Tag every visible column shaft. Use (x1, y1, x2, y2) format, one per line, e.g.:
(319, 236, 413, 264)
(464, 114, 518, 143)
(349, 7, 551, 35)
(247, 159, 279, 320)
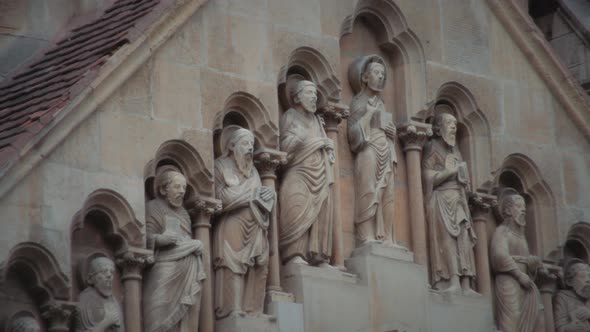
(194, 213, 214, 332)
(405, 148, 427, 265)
(473, 218, 491, 296)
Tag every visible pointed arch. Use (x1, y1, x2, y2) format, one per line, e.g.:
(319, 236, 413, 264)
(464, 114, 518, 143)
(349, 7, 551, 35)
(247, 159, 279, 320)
(428, 82, 493, 188)
(213, 92, 279, 150)
(277, 46, 342, 111)
(564, 222, 590, 263)
(72, 189, 144, 250)
(147, 139, 214, 198)
(340, 0, 427, 117)
(1, 242, 70, 304)
(494, 153, 558, 256)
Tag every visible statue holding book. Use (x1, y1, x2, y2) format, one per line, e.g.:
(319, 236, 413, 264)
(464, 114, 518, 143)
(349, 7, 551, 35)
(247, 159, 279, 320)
(213, 126, 275, 318)
(143, 170, 206, 332)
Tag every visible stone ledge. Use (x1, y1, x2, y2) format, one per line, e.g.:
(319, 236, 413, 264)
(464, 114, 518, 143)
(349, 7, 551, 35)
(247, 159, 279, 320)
(215, 313, 278, 332)
(350, 242, 414, 262)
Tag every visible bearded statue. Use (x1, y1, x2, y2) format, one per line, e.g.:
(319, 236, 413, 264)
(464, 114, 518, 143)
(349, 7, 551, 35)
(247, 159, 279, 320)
(554, 259, 590, 332)
(422, 112, 477, 294)
(75, 256, 123, 332)
(213, 126, 274, 318)
(143, 170, 206, 332)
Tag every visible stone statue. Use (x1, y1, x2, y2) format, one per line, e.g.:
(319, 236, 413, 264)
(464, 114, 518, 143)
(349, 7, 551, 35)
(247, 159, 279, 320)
(75, 256, 122, 332)
(279, 79, 335, 267)
(490, 189, 545, 332)
(347, 55, 397, 246)
(143, 170, 206, 332)
(213, 126, 274, 318)
(422, 112, 477, 294)
(554, 259, 590, 332)
(7, 313, 40, 332)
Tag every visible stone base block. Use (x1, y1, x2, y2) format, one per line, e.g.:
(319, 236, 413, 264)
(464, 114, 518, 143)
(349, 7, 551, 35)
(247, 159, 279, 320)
(345, 243, 429, 332)
(215, 313, 279, 332)
(428, 291, 495, 332)
(264, 290, 303, 332)
(281, 263, 368, 332)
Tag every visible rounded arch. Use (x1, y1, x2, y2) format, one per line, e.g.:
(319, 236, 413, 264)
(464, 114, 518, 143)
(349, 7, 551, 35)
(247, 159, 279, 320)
(340, 0, 427, 117)
(277, 46, 342, 111)
(72, 189, 144, 250)
(1, 242, 70, 304)
(426, 82, 493, 188)
(564, 222, 590, 263)
(213, 92, 279, 150)
(494, 153, 558, 257)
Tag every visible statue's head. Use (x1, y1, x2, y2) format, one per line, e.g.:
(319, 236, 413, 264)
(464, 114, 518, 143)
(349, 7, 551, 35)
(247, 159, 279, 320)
(565, 260, 590, 299)
(222, 126, 255, 177)
(292, 80, 317, 113)
(7, 313, 40, 332)
(155, 170, 187, 209)
(86, 256, 115, 298)
(432, 112, 458, 147)
(500, 193, 526, 227)
(361, 61, 386, 92)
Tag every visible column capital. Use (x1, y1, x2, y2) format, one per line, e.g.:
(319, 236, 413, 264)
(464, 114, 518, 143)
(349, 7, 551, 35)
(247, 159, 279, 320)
(398, 121, 432, 152)
(254, 148, 288, 176)
(468, 191, 498, 220)
(116, 247, 154, 281)
(187, 195, 222, 230)
(320, 101, 350, 130)
(41, 301, 76, 332)
(537, 263, 561, 294)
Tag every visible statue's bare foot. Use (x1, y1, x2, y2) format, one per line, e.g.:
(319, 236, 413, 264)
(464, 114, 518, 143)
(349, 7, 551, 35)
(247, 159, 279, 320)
(440, 284, 461, 294)
(317, 262, 338, 270)
(462, 288, 481, 297)
(287, 256, 308, 266)
(361, 238, 382, 246)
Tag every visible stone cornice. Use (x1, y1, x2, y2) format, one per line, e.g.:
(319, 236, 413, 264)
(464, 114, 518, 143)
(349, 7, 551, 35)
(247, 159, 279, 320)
(0, 0, 210, 200)
(486, 0, 590, 141)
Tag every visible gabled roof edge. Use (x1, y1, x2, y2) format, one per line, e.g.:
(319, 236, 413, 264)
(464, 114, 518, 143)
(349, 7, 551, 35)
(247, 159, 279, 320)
(0, 0, 209, 200)
(486, 0, 590, 141)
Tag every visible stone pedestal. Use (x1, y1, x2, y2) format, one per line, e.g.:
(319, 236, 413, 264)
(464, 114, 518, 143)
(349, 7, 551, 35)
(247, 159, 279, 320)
(215, 313, 279, 332)
(428, 291, 495, 332)
(265, 291, 304, 332)
(345, 243, 429, 332)
(281, 263, 367, 332)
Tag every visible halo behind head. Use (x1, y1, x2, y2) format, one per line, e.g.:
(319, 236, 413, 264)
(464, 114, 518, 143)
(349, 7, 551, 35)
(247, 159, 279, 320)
(348, 54, 387, 95)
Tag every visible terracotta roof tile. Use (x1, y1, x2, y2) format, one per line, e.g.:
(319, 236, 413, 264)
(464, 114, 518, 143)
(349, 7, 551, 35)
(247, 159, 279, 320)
(0, 0, 168, 172)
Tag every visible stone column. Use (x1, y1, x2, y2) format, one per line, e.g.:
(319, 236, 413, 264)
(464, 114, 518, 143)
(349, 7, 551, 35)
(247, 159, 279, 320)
(254, 148, 287, 292)
(468, 191, 497, 297)
(398, 121, 432, 266)
(189, 196, 222, 332)
(538, 266, 560, 332)
(321, 101, 349, 269)
(116, 247, 153, 332)
(41, 301, 76, 332)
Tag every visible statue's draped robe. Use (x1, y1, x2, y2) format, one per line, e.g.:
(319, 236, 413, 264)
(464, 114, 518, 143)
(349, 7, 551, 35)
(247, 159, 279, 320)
(143, 199, 206, 332)
(553, 289, 590, 332)
(279, 108, 334, 264)
(490, 224, 543, 332)
(213, 157, 270, 317)
(348, 94, 396, 242)
(76, 287, 123, 332)
(422, 139, 476, 284)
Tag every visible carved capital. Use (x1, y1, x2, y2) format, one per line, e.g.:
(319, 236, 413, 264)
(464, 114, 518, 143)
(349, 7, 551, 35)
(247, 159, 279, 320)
(398, 121, 432, 152)
(468, 191, 498, 221)
(187, 196, 222, 229)
(116, 247, 154, 281)
(254, 148, 288, 176)
(320, 101, 350, 131)
(41, 301, 76, 332)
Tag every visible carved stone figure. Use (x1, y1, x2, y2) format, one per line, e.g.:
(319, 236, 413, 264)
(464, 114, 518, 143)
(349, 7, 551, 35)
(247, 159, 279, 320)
(490, 190, 545, 332)
(279, 79, 335, 267)
(347, 55, 397, 246)
(422, 112, 477, 294)
(7, 313, 40, 332)
(75, 256, 123, 332)
(554, 259, 590, 332)
(143, 170, 206, 332)
(213, 126, 274, 318)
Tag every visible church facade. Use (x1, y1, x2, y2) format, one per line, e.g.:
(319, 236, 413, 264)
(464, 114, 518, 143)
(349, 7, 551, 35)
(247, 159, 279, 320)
(1, 0, 589, 331)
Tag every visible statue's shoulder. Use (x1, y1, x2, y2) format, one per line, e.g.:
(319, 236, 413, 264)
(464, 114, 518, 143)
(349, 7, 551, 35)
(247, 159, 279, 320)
(146, 199, 165, 216)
